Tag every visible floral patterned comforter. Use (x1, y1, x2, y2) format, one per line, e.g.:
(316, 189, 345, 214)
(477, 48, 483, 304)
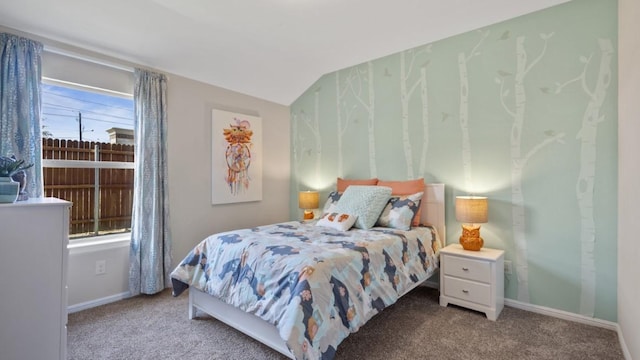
(170, 221, 440, 360)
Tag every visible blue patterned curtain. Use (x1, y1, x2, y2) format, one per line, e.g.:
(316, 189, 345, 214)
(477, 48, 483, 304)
(0, 33, 43, 197)
(129, 68, 172, 295)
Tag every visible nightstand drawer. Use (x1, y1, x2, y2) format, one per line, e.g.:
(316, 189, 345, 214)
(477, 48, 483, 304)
(443, 255, 491, 283)
(443, 276, 491, 306)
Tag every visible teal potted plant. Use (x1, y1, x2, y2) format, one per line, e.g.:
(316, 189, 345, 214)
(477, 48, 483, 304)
(0, 157, 33, 203)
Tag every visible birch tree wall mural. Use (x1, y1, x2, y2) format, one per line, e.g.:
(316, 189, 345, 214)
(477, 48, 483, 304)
(335, 70, 356, 177)
(496, 32, 566, 303)
(399, 45, 432, 180)
(291, 112, 302, 193)
(458, 30, 489, 191)
(417, 56, 430, 178)
(290, 0, 616, 321)
(297, 90, 322, 186)
(554, 38, 614, 317)
(338, 62, 377, 177)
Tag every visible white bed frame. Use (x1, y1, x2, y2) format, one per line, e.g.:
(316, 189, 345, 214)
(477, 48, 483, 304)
(188, 183, 446, 358)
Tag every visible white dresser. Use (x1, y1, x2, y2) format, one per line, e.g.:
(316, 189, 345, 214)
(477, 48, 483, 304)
(0, 198, 72, 360)
(439, 243, 504, 321)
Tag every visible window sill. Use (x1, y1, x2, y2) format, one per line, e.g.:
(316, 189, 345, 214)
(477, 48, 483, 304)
(68, 233, 130, 254)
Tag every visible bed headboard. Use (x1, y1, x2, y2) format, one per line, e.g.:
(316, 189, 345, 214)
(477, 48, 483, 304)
(421, 183, 446, 248)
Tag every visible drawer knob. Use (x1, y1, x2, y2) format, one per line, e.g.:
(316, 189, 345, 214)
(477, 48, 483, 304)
(462, 289, 469, 293)
(462, 267, 469, 271)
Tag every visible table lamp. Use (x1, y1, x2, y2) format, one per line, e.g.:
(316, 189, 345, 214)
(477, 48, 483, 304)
(455, 196, 488, 251)
(298, 190, 319, 220)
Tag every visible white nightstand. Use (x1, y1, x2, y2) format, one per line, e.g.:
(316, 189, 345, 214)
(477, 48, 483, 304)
(439, 244, 504, 321)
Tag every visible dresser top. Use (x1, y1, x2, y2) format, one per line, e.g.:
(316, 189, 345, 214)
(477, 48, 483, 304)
(440, 243, 504, 261)
(0, 197, 71, 208)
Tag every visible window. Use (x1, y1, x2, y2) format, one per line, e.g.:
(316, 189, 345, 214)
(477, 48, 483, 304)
(41, 83, 135, 239)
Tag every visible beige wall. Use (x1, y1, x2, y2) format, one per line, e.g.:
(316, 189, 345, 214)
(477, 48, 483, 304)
(67, 73, 291, 308)
(167, 75, 291, 264)
(0, 25, 291, 307)
(68, 241, 130, 310)
(66, 73, 291, 306)
(618, 0, 640, 358)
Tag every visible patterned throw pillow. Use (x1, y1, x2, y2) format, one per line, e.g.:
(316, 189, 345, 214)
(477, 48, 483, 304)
(316, 212, 357, 231)
(376, 192, 424, 230)
(377, 178, 426, 227)
(335, 185, 392, 230)
(322, 191, 342, 215)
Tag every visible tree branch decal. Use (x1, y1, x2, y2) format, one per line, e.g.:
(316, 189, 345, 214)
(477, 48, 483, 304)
(459, 30, 489, 190)
(497, 33, 564, 303)
(338, 62, 377, 177)
(555, 38, 613, 317)
(400, 45, 432, 179)
(299, 90, 322, 184)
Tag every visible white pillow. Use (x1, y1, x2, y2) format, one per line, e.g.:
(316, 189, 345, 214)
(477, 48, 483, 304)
(316, 212, 357, 231)
(334, 185, 392, 229)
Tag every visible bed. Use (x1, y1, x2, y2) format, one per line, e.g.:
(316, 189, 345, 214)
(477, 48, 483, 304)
(171, 183, 446, 359)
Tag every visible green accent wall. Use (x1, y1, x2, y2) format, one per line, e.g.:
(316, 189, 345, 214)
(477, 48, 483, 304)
(290, 0, 617, 321)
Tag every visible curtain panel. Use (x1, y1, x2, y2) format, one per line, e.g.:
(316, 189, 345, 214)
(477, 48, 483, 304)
(129, 68, 172, 295)
(0, 33, 43, 197)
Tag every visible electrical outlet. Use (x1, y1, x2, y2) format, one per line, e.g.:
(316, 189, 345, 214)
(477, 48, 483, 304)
(504, 260, 513, 275)
(95, 260, 106, 275)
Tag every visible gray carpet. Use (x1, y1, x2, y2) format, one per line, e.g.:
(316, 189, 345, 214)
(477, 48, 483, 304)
(68, 287, 624, 360)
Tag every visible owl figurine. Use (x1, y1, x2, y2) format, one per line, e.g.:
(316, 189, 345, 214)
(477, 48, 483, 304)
(459, 224, 483, 251)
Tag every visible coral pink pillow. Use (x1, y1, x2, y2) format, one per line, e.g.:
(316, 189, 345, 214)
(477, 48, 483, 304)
(377, 178, 425, 226)
(336, 177, 378, 193)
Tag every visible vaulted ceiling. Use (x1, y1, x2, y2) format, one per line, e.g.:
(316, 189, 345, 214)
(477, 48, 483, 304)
(0, 0, 569, 105)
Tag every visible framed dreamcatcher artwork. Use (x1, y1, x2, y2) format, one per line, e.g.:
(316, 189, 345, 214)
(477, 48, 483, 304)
(211, 108, 262, 204)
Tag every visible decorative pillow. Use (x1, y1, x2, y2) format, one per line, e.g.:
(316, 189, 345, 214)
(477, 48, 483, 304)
(377, 178, 425, 226)
(316, 212, 357, 231)
(337, 177, 378, 193)
(376, 192, 424, 230)
(334, 185, 392, 230)
(322, 191, 342, 214)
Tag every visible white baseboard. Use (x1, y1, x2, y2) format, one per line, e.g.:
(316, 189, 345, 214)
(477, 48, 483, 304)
(616, 324, 633, 360)
(68, 291, 131, 313)
(504, 298, 617, 331)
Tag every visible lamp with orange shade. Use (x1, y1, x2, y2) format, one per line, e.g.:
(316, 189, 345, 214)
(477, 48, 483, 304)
(298, 191, 319, 220)
(455, 196, 488, 251)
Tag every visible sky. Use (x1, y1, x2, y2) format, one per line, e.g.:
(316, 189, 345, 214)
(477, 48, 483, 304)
(41, 83, 134, 143)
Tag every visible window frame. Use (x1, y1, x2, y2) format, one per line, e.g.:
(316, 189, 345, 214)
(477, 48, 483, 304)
(40, 49, 135, 242)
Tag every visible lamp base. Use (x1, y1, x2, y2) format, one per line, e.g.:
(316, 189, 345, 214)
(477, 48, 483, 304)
(459, 224, 484, 251)
(303, 210, 315, 220)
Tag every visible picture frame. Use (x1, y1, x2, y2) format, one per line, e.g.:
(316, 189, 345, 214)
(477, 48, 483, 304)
(211, 108, 262, 204)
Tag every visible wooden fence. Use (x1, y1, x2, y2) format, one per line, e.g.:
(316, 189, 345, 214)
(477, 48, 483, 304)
(42, 138, 134, 237)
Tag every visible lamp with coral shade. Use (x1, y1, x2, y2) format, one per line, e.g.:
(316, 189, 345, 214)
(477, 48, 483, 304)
(455, 196, 488, 251)
(298, 191, 319, 220)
